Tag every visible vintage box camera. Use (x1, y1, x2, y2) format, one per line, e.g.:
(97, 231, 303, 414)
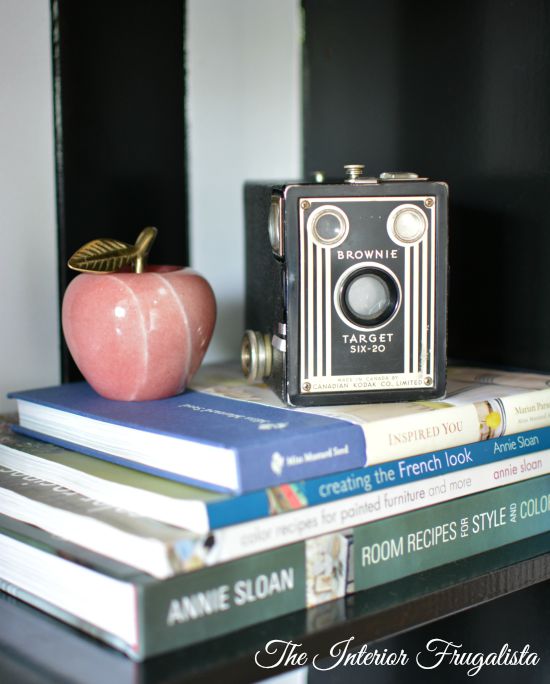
(242, 165, 448, 406)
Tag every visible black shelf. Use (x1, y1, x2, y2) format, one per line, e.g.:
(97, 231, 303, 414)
(1, 532, 550, 684)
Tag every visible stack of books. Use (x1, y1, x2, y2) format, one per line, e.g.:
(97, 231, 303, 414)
(2, 363, 550, 660)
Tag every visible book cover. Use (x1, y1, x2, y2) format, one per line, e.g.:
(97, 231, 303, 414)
(1, 434, 549, 576)
(0, 463, 202, 579)
(1, 473, 550, 660)
(195, 363, 550, 464)
(9, 381, 366, 494)
(9, 364, 550, 493)
(2, 418, 550, 534)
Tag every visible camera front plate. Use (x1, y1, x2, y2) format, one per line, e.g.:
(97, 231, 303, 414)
(283, 183, 447, 405)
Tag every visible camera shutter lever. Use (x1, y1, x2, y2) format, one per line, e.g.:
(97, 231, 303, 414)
(379, 172, 427, 181)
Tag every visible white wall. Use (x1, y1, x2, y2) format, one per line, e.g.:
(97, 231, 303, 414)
(187, 0, 302, 362)
(0, 0, 60, 413)
(0, 0, 301, 413)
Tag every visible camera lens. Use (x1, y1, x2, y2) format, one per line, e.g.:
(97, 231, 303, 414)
(346, 275, 389, 319)
(340, 268, 399, 327)
(308, 205, 349, 247)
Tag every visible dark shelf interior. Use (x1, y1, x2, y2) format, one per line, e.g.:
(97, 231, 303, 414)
(1, 532, 550, 683)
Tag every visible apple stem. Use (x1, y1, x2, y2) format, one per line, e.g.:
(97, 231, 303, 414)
(134, 227, 158, 273)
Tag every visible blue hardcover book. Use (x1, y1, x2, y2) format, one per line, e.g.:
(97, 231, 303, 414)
(9, 382, 366, 493)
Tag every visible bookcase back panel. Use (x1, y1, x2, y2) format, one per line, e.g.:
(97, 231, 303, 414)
(303, 0, 550, 371)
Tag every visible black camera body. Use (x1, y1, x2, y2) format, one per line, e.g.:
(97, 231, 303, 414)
(243, 166, 448, 407)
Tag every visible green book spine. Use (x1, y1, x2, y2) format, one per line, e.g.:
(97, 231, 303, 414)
(353, 473, 550, 591)
(137, 543, 306, 658)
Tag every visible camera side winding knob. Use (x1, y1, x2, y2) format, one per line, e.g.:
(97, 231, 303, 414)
(241, 330, 272, 382)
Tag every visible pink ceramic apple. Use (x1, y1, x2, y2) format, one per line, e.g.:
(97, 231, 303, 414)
(62, 266, 216, 401)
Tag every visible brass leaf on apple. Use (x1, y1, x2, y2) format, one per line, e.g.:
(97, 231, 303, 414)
(68, 226, 158, 274)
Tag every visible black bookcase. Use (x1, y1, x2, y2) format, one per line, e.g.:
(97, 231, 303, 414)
(24, 0, 550, 681)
